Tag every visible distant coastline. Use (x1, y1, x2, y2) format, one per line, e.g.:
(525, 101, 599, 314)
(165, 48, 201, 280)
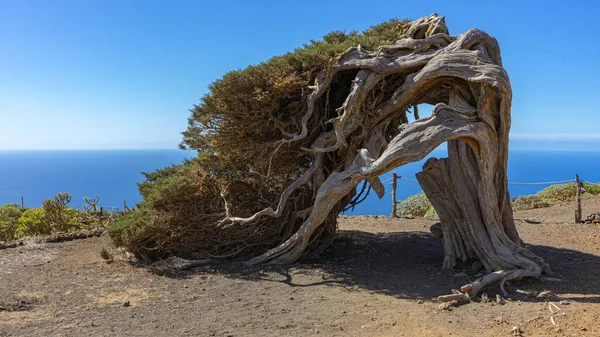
(0, 149, 598, 215)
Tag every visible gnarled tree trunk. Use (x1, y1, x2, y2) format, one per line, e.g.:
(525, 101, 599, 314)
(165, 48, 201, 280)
(214, 14, 551, 296)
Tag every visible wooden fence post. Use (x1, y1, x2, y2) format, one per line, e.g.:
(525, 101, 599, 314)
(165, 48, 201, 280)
(21, 196, 24, 210)
(391, 172, 398, 217)
(575, 174, 582, 223)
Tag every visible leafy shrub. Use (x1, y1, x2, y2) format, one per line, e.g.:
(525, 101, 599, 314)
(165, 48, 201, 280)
(396, 192, 436, 217)
(0, 204, 24, 241)
(425, 206, 438, 217)
(536, 182, 600, 204)
(537, 182, 577, 204)
(511, 195, 551, 211)
(17, 208, 49, 236)
(583, 182, 600, 195)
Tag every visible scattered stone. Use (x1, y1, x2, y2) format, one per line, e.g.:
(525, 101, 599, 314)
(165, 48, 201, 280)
(559, 300, 570, 305)
(583, 212, 600, 224)
(480, 293, 489, 303)
(438, 300, 457, 310)
(417, 300, 424, 304)
(511, 326, 523, 336)
(430, 222, 443, 238)
(123, 300, 131, 307)
(453, 272, 468, 278)
(496, 294, 506, 305)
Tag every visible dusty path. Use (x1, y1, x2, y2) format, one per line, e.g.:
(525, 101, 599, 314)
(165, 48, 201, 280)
(2, 196, 600, 336)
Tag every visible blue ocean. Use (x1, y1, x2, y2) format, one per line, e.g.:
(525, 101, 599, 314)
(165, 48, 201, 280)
(0, 149, 598, 215)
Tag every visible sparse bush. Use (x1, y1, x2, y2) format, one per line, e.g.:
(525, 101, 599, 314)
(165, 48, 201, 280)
(511, 195, 552, 211)
(100, 247, 112, 261)
(83, 196, 100, 214)
(42, 192, 82, 232)
(396, 192, 436, 217)
(0, 204, 24, 241)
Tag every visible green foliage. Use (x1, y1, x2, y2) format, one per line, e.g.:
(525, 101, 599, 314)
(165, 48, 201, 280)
(396, 192, 436, 217)
(17, 206, 83, 237)
(425, 206, 438, 217)
(511, 195, 551, 211)
(511, 181, 600, 210)
(0, 204, 24, 241)
(1, 192, 121, 241)
(41, 192, 81, 232)
(583, 182, 600, 195)
(537, 183, 578, 204)
(17, 208, 49, 236)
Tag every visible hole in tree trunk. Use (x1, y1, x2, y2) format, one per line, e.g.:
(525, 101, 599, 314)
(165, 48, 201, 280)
(406, 103, 435, 123)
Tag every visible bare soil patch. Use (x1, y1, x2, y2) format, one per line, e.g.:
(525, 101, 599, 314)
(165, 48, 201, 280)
(2, 196, 600, 336)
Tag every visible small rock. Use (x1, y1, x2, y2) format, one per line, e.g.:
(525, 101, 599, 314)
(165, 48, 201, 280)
(123, 300, 130, 307)
(453, 272, 468, 278)
(496, 294, 506, 305)
(417, 300, 424, 304)
(480, 293, 489, 303)
(559, 300, 570, 305)
(438, 300, 457, 310)
(511, 326, 523, 336)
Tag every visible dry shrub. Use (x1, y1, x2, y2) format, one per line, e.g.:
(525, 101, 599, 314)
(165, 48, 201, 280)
(511, 195, 551, 211)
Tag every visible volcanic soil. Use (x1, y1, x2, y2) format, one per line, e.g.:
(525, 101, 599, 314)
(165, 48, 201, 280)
(2, 196, 600, 336)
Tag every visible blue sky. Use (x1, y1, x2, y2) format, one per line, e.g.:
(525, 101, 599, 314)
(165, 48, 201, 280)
(1, 0, 599, 150)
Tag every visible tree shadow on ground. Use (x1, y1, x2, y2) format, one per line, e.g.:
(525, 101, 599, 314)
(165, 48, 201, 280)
(208, 229, 600, 303)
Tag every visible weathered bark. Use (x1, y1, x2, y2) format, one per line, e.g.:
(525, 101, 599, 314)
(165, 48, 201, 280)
(216, 14, 550, 295)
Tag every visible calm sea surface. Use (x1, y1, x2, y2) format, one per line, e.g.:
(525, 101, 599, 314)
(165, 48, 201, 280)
(0, 149, 598, 215)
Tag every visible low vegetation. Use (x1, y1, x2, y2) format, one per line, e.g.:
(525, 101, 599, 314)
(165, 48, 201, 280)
(396, 181, 600, 216)
(0, 192, 117, 242)
(395, 192, 436, 217)
(513, 181, 600, 210)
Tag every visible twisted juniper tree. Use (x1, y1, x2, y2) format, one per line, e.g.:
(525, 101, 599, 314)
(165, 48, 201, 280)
(111, 14, 551, 296)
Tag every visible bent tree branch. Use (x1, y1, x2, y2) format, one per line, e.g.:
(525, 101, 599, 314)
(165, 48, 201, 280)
(228, 14, 550, 296)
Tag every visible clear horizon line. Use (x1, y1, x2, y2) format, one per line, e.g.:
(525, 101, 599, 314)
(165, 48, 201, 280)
(510, 132, 600, 141)
(0, 148, 193, 151)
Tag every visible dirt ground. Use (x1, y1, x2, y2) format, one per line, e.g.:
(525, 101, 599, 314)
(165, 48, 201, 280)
(2, 196, 600, 336)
